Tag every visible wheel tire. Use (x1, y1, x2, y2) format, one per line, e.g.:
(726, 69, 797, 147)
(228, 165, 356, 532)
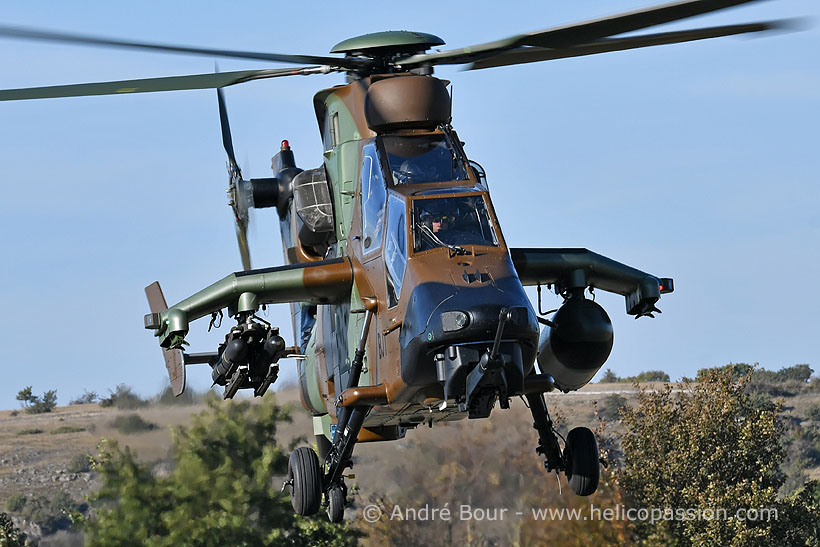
(316, 434, 332, 462)
(564, 426, 599, 496)
(288, 447, 322, 516)
(327, 484, 346, 523)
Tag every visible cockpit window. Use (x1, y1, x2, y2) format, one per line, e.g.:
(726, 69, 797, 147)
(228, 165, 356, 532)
(360, 142, 386, 255)
(382, 133, 469, 185)
(384, 193, 407, 308)
(413, 195, 499, 252)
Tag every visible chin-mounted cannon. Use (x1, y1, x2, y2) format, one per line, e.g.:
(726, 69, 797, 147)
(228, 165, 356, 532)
(210, 314, 287, 399)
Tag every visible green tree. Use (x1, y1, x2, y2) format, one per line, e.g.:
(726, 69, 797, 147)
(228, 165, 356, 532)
(628, 370, 670, 383)
(15, 386, 57, 414)
(98, 384, 148, 409)
(695, 363, 754, 382)
(81, 396, 357, 547)
(70, 389, 99, 405)
(600, 369, 620, 383)
(619, 369, 820, 545)
(612, 370, 671, 383)
(774, 364, 813, 383)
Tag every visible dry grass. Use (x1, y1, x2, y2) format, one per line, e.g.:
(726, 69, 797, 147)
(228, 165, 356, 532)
(1, 382, 817, 508)
(0, 388, 312, 504)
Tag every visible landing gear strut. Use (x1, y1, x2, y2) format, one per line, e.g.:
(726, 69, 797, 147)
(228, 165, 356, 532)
(526, 392, 599, 496)
(309, 308, 375, 522)
(322, 405, 368, 522)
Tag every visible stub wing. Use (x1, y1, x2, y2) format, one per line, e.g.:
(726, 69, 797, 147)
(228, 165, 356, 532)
(144, 258, 353, 394)
(509, 248, 673, 317)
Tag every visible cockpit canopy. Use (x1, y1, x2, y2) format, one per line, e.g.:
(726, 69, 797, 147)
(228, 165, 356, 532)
(413, 194, 498, 253)
(383, 133, 470, 185)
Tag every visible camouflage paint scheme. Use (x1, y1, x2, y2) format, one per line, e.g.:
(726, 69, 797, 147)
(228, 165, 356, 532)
(0, 1, 784, 516)
(148, 69, 670, 445)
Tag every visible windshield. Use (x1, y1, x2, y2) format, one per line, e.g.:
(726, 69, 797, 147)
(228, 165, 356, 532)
(382, 134, 469, 185)
(412, 195, 498, 252)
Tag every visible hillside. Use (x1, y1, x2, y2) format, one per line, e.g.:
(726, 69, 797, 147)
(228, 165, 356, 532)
(2, 381, 818, 544)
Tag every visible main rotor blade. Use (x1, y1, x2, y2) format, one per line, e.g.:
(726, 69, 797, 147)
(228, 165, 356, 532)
(397, 0, 769, 67)
(468, 20, 788, 71)
(0, 66, 329, 101)
(0, 24, 368, 70)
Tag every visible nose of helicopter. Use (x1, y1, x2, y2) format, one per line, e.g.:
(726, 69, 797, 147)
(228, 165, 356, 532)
(398, 276, 539, 390)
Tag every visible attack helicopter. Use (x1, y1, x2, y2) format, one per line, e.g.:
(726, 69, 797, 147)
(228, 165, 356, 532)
(0, 0, 792, 523)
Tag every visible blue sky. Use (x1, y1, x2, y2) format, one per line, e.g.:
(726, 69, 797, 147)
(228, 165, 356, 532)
(1, 0, 818, 409)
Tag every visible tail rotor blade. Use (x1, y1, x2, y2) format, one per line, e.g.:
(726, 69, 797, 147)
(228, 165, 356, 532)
(144, 281, 186, 396)
(235, 219, 252, 271)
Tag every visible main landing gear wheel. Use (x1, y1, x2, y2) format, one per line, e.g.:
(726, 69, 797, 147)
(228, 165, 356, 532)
(327, 484, 346, 523)
(564, 426, 599, 496)
(288, 447, 322, 516)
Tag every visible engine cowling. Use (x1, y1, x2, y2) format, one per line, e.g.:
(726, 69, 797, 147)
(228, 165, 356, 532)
(537, 298, 613, 392)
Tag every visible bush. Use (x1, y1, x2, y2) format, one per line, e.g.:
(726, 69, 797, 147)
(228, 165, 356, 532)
(67, 453, 93, 474)
(5, 492, 84, 536)
(99, 384, 148, 410)
(0, 512, 28, 546)
(696, 364, 816, 397)
(51, 425, 87, 435)
(6, 494, 26, 513)
(619, 368, 820, 544)
(81, 398, 359, 546)
(597, 393, 628, 422)
(109, 414, 157, 434)
(16, 386, 57, 414)
(70, 390, 99, 405)
(153, 385, 215, 406)
(16, 428, 43, 436)
(806, 403, 820, 422)
(791, 425, 820, 467)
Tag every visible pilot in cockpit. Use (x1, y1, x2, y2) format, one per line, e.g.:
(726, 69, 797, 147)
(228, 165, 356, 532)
(414, 195, 498, 252)
(418, 203, 463, 251)
(422, 210, 455, 234)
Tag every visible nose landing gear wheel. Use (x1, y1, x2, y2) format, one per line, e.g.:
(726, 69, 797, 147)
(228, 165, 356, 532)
(327, 484, 346, 523)
(564, 426, 599, 496)
(288, 447, 322, 516)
